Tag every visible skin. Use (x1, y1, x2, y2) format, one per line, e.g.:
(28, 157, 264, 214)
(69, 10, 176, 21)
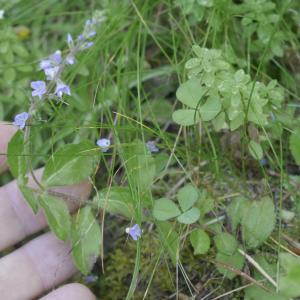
(0, 123, 96, 300)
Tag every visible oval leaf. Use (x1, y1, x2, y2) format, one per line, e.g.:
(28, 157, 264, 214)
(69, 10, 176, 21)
(42, 142, 98, 187)
(177, 184, 199, 212)
(176, 78, 206, 108)
(71, 206, 101, 275)
(215, 251, 245, 279)
(172, 109, 200, 126)
(248, 140, 263, 160)
(199, 96, 222, 121)
(153, 198, 181, 221)
(241, 197, 275, 248)
(190, 229, 210, 255)
(39, 193, 71, 241)
(177, 207, 200, 224)
(290, 129, 300, 165)
(214, 232, 238, 255)
(7, 131, 26, 178)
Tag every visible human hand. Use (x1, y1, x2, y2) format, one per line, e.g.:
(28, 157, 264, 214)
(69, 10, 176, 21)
(0, 123, 96, 300)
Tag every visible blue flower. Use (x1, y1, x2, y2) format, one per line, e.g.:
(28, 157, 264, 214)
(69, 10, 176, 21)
(44, 66, 59, 80)
(146, 140, 159, 153)
(125, 224, 142, 241)
(83, 42, 94, 49)
(66, 54, 75, 65)
(96, 138, 110, 152)
(67, 33, 73, 45)
(31, 81, 46, 99)
(77, 34, 84, 41)
(13, 112, 29, 130)
(40, 50, 62, 71)
(84, 274, 98, 284)
(55, 82, 71, 97)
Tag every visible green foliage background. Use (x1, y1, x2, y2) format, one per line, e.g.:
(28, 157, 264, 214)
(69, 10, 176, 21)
(1, 0, 300, 299)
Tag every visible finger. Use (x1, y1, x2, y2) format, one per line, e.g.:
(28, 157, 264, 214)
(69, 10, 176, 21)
(0, 168, 91, 251)
(0, 123, 17, 173)
(0, 232, 78, 300)
(40, 283, 96, 300)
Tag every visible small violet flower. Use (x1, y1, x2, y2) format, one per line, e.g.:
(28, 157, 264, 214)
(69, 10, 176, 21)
(13, 112, 30, 130)
(31, 81, 46, 99)
(40, 50, 62, 71)
(77, 34, 84, 41)
(259, 157, 268, 167)
(67, 33, 73, 45)
(125, 224, 142, 241)
(84, 274, 98, 284)
(55, 82, 71, 98)
(44, 66, 59, 80)
(146, 140, 159, 153)
(84, 42, 94, 49)
(66, 54, 75, 65)
(96, 138, 110, 152)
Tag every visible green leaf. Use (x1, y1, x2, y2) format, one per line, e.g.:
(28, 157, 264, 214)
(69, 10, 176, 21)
(172, 109, 200, 126)
(227, 197, 249, 232)
(42, 142, 98, 187)
(215, 251, 245, 279)
(7, 131, 26, 178)
(279, 253, 300, 298)
(199, 96, 222, 121)
(153, 198, 181, 221)
(214, 232, 238, 255)
(249, 140, 263, 160)
(71, 206, 101, 275)
(96, 187, 134, 219)
(156, 221, 179, 265)
(245, 285, 287, 300)
(39, 193, 71, 241)
(4, 68, 16, 82)
(176, 78, 206, 108)
(177, 207, 200, 224)
(122, 140, 155, 191)
(19, 185, 38, 213)
(290, 129, 300, 165)
(197, 189, 214, 216)
(177, 184, 199, 212)
(241, 197, 275, 248)
(190, 229, 210, 255)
